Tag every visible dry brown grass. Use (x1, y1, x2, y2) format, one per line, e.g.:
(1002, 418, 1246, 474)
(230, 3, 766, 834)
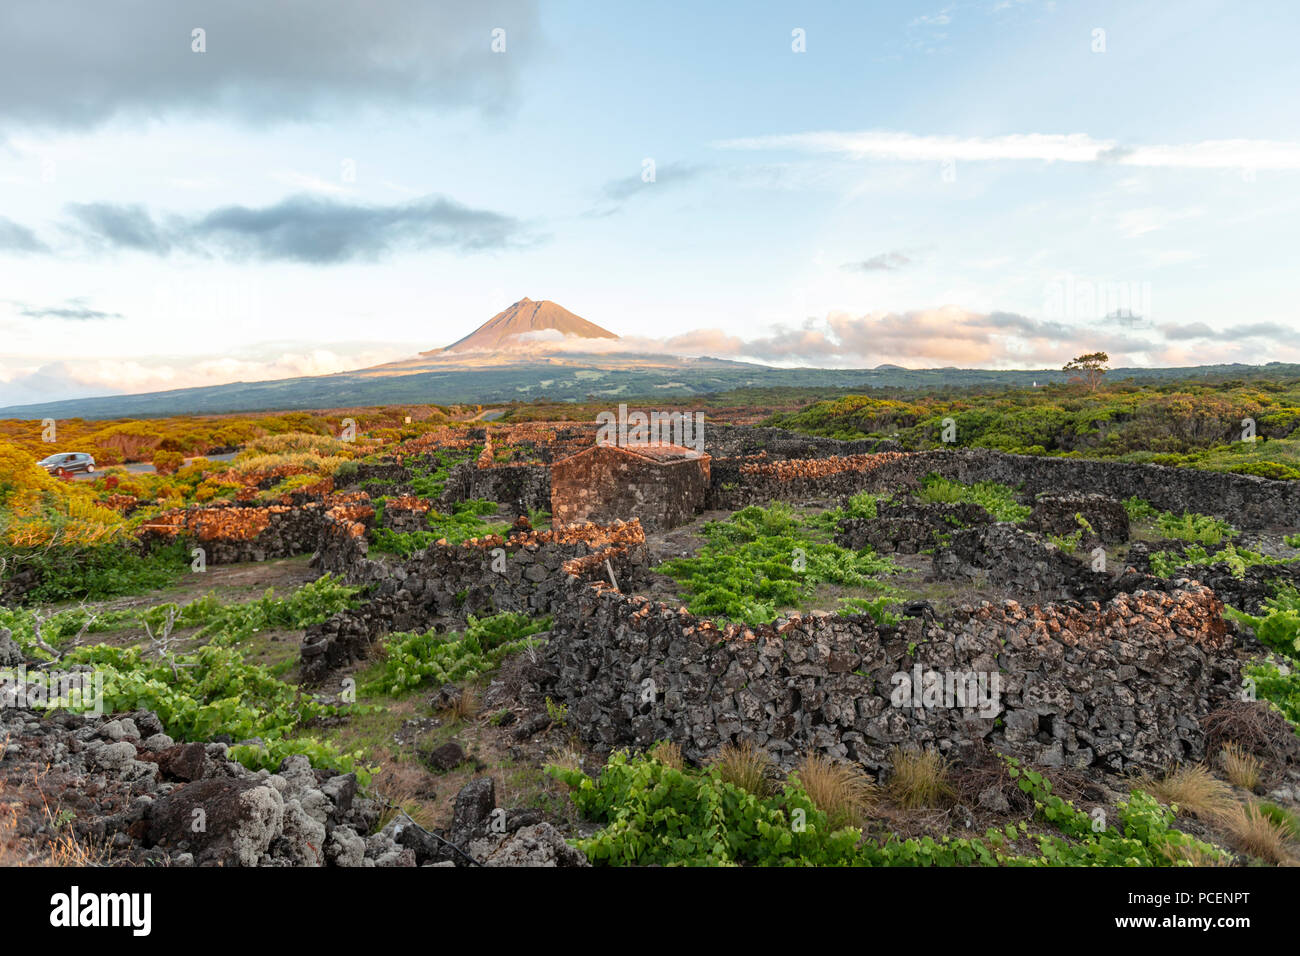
(1215, 801, 1297, 866)
(712, 741, 773, 796)
(0, 778, 20, 867)
(1136, 763, 1236, 818)
(41, 817, 112, 866)
(371, 761, 439, 831)
(545, 742, 584, 775)
(648, 740, 684, 770)
(1219, 743, 1261, 792)
(794, 753, 877, 829)
(30, 768, 112, 866)
(887, 747, 953, 809)
(443, 685, 481, 722)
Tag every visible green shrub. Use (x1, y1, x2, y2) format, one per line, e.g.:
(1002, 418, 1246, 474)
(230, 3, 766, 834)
(844, 491, 881, 520)
(655, 503, 897, 626)
(46, 642, 370, 780)
(3, 539, 190, 605)
(1154, 510, 1237, 544)
(550, 750, 864, 866)
(1228, 461, 1300, 481)
(1245, 662, 1300, 730)
(1152, 544, 1299, 581)
(1123, 496, 1159, 522)
(548, 751, 1226, 867)
(837, 596, 899, 626)
(0, 573, 360, 657)
(1227, 587, 1300, 661)
(370, 499, 508, 555)
(761, 381, 1300, 482)
(364, 448, 478, 500)
(146, 573, 361, 645)
(917, 475, 1030, 523)
(359, 612, 549, 696)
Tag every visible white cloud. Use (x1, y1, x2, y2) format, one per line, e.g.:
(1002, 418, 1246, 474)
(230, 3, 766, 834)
(715, 130, 1300, 171)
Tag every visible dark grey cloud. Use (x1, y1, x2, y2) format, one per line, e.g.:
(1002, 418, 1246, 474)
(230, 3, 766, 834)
(189, 195, 527, 262)
(59, 194, 531, 263)
(983, 310, 1081, 342)
(0, 215, 49, 253)
(843, 251, 911, 273)
(66, 203, 173, 254)
(0, 0, 539, 128)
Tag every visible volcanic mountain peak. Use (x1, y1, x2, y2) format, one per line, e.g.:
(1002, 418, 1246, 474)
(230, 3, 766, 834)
(435, 298, 619, 353)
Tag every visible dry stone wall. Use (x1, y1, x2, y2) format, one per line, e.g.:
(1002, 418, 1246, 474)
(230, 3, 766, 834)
(540, 578, 1239, 774)
(707, 445, 1299, 531)
(139, 498, 339, 564)
(836, 498, 992, 554)
(702, 424, 901, 460)
(931, 524, 1117, 603)
(1124, 540, 1300, 615)
(302, 520, 649, 683)
(1026, 493, 1130, 544)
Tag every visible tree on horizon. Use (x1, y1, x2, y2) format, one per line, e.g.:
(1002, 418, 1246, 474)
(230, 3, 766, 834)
(1064, 352, 1110, 391)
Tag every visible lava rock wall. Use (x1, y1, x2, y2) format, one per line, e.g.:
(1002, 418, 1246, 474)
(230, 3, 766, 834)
(440, 460, 551, 514)
(542, 579, 1239, 774)
(302, 521, 649, 683)
(707, 446, 1299, 531)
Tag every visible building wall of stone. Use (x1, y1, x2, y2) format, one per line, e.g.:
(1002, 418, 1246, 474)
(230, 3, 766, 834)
(440, 460, 551, 514)
(550, 447, 710, 531)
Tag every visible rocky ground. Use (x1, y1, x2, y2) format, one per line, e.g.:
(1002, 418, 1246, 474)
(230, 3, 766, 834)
(0, 704, 589, 867)
(3, 459, 1299, 867)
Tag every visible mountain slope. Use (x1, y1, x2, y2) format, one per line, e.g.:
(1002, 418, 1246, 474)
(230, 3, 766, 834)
(5, 299, 1299, 419)
(434, 298, 618, 353)
(5, 362, 1298, 420)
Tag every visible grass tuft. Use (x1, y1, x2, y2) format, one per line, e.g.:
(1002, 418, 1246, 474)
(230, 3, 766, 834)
(887, 746, 953, 809)
(711, 741, 773, 796)
(794, 753, 877, 829)
(1215, 801, 1297, 866)
(1219, 743, 1262, 792)
(648, 740, 684, 771)
(1136, 764, 1235, 818)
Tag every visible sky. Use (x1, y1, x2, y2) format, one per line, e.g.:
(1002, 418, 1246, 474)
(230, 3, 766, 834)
(1, 0, 1298, 406)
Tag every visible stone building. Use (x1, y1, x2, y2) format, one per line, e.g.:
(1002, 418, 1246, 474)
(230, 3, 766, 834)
(550, 443, 710, 531)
